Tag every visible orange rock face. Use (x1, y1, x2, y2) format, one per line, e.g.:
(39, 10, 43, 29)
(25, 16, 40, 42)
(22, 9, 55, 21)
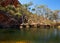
(0, 0, 19, 7)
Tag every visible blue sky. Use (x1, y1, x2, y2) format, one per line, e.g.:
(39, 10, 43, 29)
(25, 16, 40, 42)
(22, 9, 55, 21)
(18, 0, 60, 10)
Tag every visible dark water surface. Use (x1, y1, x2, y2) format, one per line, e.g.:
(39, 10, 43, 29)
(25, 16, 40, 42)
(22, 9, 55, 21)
(0, 28, 60, 43)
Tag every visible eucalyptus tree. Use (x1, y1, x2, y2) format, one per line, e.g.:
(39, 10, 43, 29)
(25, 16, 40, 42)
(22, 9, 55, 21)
(32, 5, 52, 18)
(52, 10, 60, 22)
(36, 5, 47, 17)
(22, 1, 33, 11)
(45, 7, 53, 19)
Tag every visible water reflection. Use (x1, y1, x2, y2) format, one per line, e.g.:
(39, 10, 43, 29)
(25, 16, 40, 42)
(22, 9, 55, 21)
(52, 29, 57, 37)
(27, 28, 60, 43)
(39, 28, 60, 39)
(28, 28, 60, 41)
(0, 28, 60, 43)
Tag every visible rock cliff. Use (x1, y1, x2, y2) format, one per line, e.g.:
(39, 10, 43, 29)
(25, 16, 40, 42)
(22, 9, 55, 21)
(0, 0, 20, 7)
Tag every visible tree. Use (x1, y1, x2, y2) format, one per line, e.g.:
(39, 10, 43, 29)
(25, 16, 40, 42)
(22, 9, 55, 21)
(22, 1, 33, 10)
(52, 10, 60, 22)
(31, 5, 52, 18)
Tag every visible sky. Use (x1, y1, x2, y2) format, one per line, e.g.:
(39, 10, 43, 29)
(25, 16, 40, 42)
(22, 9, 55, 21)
(18, 0, 60, 10)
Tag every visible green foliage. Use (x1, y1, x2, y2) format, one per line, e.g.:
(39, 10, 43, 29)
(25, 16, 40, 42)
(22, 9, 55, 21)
(0, 4, 23, 18)
(31, 5, 60, 22)
(32, 8, 35, 11)
(0, 5, 6, 11)
(22, 1, 33, 10)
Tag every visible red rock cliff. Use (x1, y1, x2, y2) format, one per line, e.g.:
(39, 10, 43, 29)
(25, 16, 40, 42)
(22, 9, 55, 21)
(0, 0, 19, 7)
(0, 10, 19, 28)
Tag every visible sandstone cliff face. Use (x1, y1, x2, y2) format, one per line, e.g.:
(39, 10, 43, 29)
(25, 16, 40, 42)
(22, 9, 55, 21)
(0, 10, 19, 28)
(0, 0, 29, 28)
(0, 0, 19, 7)
(0, 0, 21, 28)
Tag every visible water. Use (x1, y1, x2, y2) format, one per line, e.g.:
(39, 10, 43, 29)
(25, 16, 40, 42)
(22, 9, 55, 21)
(0, 28, 60, 43)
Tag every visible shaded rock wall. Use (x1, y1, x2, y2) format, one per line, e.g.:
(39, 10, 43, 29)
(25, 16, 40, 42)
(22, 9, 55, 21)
(0, 10, 19, 28)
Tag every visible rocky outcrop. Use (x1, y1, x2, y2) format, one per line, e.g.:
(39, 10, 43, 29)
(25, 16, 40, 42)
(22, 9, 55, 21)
(0, 0, 20, 7)
(0, 10, 19, 28)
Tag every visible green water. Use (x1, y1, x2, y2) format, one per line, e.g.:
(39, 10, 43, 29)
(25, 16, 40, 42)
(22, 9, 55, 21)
(0, 28, 60, 43)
